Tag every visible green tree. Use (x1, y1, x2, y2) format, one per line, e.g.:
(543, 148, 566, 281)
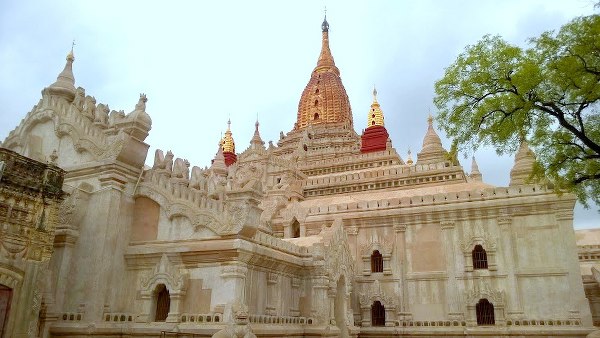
(434, 14, 600, 206)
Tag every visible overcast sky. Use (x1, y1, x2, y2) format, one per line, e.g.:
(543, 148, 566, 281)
(0, 0, 598, 228)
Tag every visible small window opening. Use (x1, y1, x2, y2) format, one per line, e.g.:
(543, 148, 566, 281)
(371, 250, 383, 273)
(314, 99, 318, 106)
(314, 113, 319, 120)
(372, 121, 376, 126)
(472, 245, 488, 269)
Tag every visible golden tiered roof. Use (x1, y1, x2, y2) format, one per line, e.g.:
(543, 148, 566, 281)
(221, 119, 235, 153)
(295, 16, 352, 130)
(367, 87, 384, 127)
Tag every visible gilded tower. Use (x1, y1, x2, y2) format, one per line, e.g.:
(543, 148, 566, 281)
(360, 86, 390, 153)
(221, 119, 237, 166)
(295, 16, 353, 130)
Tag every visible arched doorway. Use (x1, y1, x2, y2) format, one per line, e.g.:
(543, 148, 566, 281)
(0, 285, 12, 337)
(371, 301, 385, 326)
(476, 298, 495, 325)
(334, 276, 349, 338)
(154, 284, 170, 322)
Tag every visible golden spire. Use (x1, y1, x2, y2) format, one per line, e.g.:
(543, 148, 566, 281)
(367, 85, 384, 127)
(407, 149, 414, 165)
(221, 119, 236, 153)
(313, 13, 340, 75)
(295, 15, 352, 130)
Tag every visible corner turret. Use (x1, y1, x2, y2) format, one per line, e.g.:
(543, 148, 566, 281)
(249, 119, 266, 151)
(360, 86, 389, 153)
(470, 156, 482, 182)
(43, 47, 77, 102)
(510, 139, 537, 186)
(416, 114, 447, 164)
(221, 119, 237, 166)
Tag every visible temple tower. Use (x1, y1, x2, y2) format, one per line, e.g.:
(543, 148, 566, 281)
(295, 15, 353, 130)
(360, 87, 390, 153)
(221, 119, 237, 166)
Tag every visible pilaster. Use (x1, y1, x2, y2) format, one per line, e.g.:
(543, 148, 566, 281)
(266, 272, 280, 316)
(498, 215, 523, 319)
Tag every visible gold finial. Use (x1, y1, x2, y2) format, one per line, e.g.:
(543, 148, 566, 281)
(427, 111, 433, 126)
(407, 149, 414, 165)
(372, 85, 378, 101)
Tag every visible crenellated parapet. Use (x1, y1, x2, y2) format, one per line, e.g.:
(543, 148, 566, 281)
(138, 149, 266, 237)
(301, 184, 571, 219)
(302, 159, 465, 198)
(3, 90, 151, 171)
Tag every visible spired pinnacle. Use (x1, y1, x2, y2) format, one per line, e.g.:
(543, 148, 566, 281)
(510, 139, 537, 186)
(44, 45, 77, 101)
(314, 14, 338, 75)
(470, 156, 482, 182)
(220, 119, 237, 166)
(295, 14, 351, 130)
(250, 118, 265, 150)
(366, 86, 384, 127)
(417, 113, 447, 164)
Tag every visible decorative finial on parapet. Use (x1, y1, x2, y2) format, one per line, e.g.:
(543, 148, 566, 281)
(406, 149, 413, 165)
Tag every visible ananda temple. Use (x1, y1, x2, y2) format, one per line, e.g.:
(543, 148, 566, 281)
(2, 16, 600, 338)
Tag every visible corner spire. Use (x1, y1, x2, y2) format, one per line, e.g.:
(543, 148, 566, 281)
(220, 119, 237, 166)
(470, 156, 482, 182)
(249, 117, 265, 150)
(44, 45, 77, 101)
(367, 85, 384, 127)
(510, 139, 537, 186)
(417, 113, 448, 164)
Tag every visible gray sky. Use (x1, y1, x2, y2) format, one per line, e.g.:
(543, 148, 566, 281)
(1, 0, 598, 228)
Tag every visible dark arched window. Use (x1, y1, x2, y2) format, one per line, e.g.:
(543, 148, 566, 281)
(472, 245, 488, 269)
(371, 250, 383, 273)
(371, 301, 385, 326)
(314, 112, 319, 120)
(476, 298, 495, 325)
(292, 220, 300, 238)
(155, 284, 170, 322)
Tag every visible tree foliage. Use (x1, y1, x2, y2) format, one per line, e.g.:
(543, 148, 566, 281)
(434, 14, 600, 206)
